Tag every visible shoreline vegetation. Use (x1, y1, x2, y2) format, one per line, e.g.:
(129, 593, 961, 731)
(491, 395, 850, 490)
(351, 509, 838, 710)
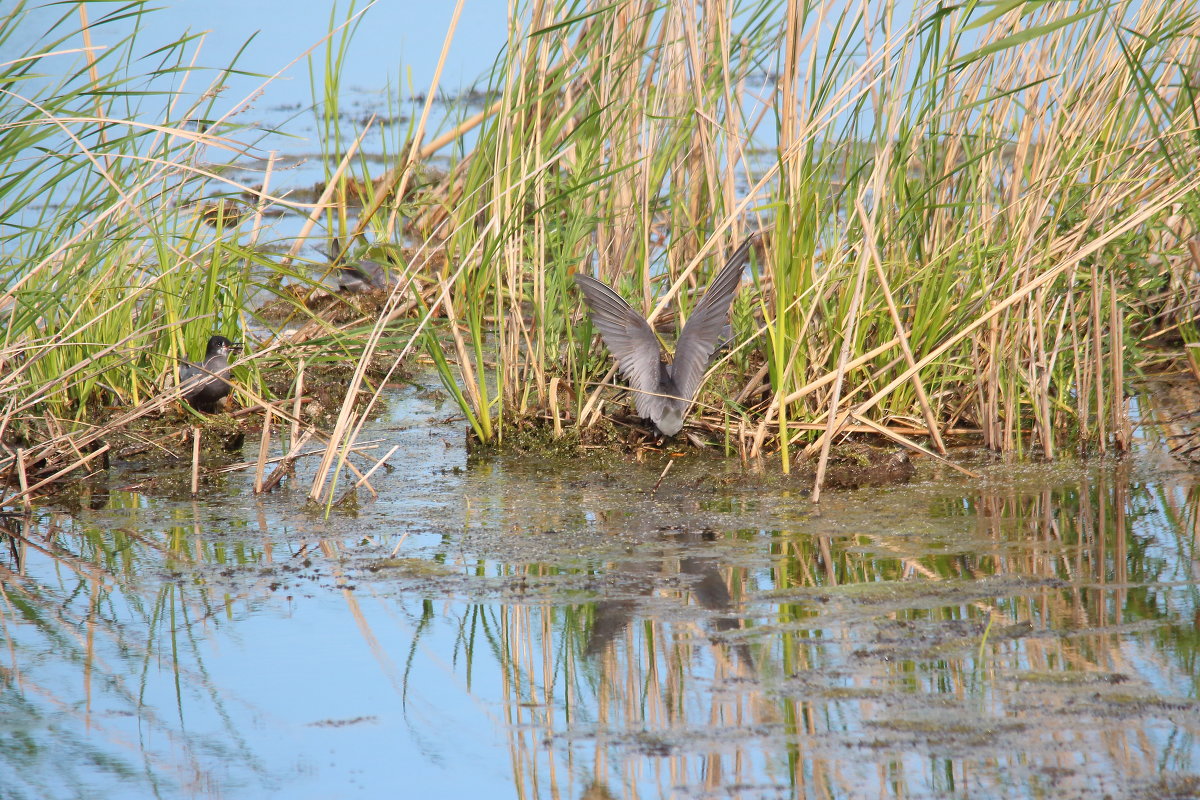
(2, 0, 1199, 506)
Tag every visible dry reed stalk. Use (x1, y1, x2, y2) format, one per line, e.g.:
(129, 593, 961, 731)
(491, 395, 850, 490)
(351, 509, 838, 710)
(677, 2, 722, 268)
(750, 336, 901, 458)
(278, 118, 373, 276)
(190, 426, 201, 496)
(987, 319, 1000, 449)
(1110, 271, 1129, 451)
(548, 377, 562, 438)
(651, 459, 673, 494)
(14, 450, 30, 511)
(249, 150, 276, 247)
(492, 8, 540, 415)
(512, 14, 563, 412)
(75, 4, 113, 170)
(1047, 290, 1071, 453)
(422, 99, 504, 161)
(217, 438, 381, 475)
(525, 13, 553, 411)
(5, 444, 110, 507)
(810, 239, 871, 502)
(260, 429, 315, 493)
(254, 408, 272, 494)
(350, 444, 396, 493)
(768, 335, 902, 417)
(363, 98, 503, 215)
(333, 444, 398, 506)
(378, 0, 465, 240)
(577, 364, 617, 430)
(850, 413, 979, 478)
(778, 421, 982, 436)
(291, 358, 305, 450)
(1091, 264, 1106, 453)
(859, 209, 947, 456)
(1067, 287, 1088, 448)
(749, 351, 801, 463)
(735, 361, 771, 405)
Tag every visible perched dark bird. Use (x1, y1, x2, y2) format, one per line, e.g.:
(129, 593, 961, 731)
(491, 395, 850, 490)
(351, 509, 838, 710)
(574, 235, 755, 437)
(179, 335, 242, 411)
(338, 256, 393, 294)
(330, 237, 395, 294)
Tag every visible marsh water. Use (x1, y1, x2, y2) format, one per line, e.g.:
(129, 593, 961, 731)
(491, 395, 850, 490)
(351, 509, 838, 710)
(5, 5, 1200, 799)
(4, 373, 1200, 800)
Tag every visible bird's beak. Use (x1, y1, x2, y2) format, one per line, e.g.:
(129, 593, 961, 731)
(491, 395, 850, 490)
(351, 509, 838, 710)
(229, 342, 245, 352)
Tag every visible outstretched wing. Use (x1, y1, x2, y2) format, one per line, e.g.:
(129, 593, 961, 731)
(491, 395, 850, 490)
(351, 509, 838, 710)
(669, 234, 755, 402)
(574, 273, 665, 419)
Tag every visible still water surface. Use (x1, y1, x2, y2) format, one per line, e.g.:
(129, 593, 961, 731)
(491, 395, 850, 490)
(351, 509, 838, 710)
(3, 377, 1199, 799)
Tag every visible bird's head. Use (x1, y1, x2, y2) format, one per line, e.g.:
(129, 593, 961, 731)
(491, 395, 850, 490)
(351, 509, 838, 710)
(205, 335, 244, 359)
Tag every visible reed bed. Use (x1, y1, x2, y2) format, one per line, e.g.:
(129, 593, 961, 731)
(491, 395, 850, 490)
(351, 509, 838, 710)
(396, 0, 1200, 481)
(4, 0, 1200, 506)
(0, 3, 422, 506)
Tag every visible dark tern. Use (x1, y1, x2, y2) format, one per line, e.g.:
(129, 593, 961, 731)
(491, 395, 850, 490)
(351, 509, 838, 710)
(330, 237, 394, 294)
(179, 335, 242, 411)
(574, 235, 755, 437)
(338, 255, 393, 294)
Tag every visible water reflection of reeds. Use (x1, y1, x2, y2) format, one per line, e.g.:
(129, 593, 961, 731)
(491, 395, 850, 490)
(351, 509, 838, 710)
(4, 461, 1200, 797)
(481, 470, 1200, 798)
(0, 504, 267, 798)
